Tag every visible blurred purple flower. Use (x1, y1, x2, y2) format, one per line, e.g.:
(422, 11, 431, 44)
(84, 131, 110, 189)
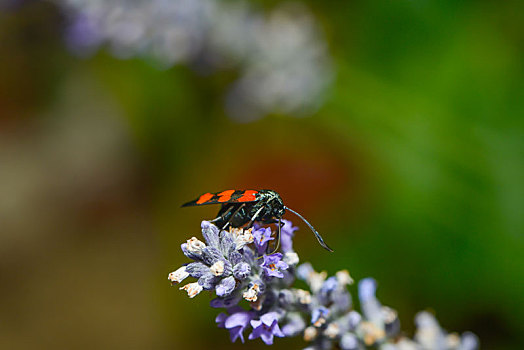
(282, 312, 306, 337)
(65, 13, 102, 57)
(311, 306, 330, 327)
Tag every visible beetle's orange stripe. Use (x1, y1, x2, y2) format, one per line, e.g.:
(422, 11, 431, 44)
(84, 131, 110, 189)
(237, 190, 258, 202)
(196, 192, 214, 204)
(218, 190, 235, 202)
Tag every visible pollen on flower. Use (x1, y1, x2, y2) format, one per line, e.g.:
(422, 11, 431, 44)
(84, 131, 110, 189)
(180, 282, 203, 298)
(230, 227, 254, 249)
(283, 252, 299, 266)
(187, 237, 206, 255)
(446, 333, 461, 348)
(243, 283, 260, 302)
(229, 227, 243, 236)
(303, 326, 318, 342)
(313, 316, 327, 327)
(308, 270, 328, 293)
(168, 266, 189, 285)
(250, 297, 263, 311)
(294, 289, 312, 304)
(324, 323, 340, 339)
(382, 306, 398, 325)
(210, 261, 225, 276)
(360, 321, 386, 346)
(239, 233, 254, 249)
(336, 270, 354, 286)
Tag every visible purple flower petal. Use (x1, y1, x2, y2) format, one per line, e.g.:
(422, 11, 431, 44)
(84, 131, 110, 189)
(260, 311, 279, 326)
(260, 331, 274, 345)
(216, 313, 228, 328)
(280, 220, 298, 252)
(229, 326, 245, 343)
(253, 227, 274, 253)
(250, 319, 262, 329)
(249, 312, 284, 345)
(261, 253, 288, 278)
(210, 294, 241, 308)
(272, 323, 285, 337)
(225, 311, 252, 329)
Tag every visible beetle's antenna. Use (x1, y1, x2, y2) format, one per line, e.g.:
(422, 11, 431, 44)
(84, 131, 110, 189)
(284, 206, 334, 252)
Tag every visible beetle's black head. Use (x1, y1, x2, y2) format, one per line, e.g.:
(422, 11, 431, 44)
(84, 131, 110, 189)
(272, 192, 286, 218)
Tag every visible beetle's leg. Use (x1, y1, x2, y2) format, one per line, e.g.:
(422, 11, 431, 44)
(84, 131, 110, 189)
(247, 206, 265, 227)
(210, 205, 235, 226)
(255, 217, 283, 259)
(222, 203, 245, 230)
(266, 217, 282, 255)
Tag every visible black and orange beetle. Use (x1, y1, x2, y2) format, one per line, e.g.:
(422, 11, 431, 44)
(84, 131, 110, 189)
(182, 189, 333, 252)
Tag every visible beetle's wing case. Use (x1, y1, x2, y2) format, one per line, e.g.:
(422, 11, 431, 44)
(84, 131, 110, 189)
(181, 190, 260, 207)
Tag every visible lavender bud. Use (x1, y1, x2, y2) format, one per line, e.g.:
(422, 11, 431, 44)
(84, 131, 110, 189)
(201, 221, 220, 247)
(216, 276, 236, 297)
(340, 333, 359, 350)
(198, 272, 219, 290)
(185, 262, 209, 278)
(233, 262, 251, 280)
(303, 326, 318, 342)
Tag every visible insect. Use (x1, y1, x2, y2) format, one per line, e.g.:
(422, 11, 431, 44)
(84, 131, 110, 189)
(182, 189, 333, 252)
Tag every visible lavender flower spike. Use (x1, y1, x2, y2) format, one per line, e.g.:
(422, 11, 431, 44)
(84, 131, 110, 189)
(168, 220, 478, 349)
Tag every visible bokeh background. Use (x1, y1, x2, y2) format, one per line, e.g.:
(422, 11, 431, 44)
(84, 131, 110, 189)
(1, 0, 523, 349)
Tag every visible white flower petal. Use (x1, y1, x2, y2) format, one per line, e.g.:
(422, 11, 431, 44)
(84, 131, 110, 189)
(187, 237, 206, 255)
(168, 266, 189, 284)
(180, 282, 203, 298)
(210, 260, 225, 276)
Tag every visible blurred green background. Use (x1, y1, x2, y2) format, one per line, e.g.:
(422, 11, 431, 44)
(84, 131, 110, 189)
(1, 0, 523, 349)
